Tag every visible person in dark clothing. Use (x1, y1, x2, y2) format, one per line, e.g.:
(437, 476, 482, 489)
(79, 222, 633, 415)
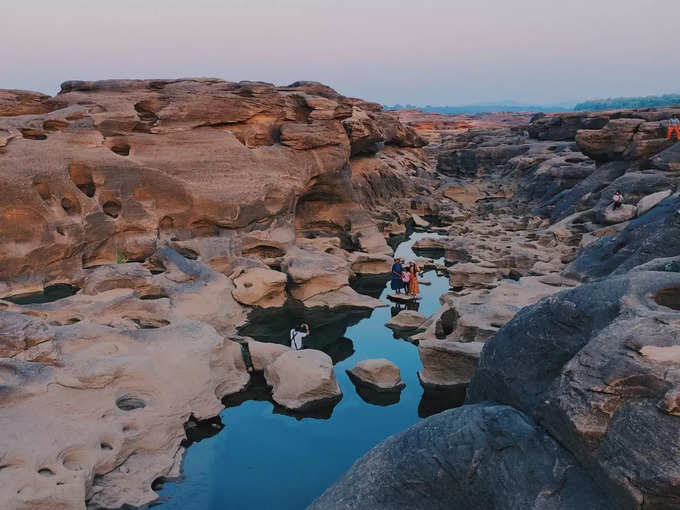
(390, 258, 404, 294)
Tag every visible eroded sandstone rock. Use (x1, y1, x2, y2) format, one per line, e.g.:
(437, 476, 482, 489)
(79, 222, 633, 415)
(346, 359, 405, 393)
(264, 349, 342, 411)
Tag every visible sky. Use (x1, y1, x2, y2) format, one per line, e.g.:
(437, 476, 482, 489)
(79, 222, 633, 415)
(2, 0, 679, 106)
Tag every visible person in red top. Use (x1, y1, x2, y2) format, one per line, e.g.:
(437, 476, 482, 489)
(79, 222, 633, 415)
(667, 114, 680, 141)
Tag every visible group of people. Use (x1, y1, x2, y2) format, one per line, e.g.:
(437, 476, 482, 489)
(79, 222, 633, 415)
(390, 258, 422, 296)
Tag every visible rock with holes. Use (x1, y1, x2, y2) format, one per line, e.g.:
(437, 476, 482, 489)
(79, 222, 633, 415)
(346, 359, 405, 393)
(0, 79, 421, 297)
(231, 267, 287, 308)
(417, 340, 483, 390)
(263, 349, 342, 411)
(468, 270, 680, 509)
(0, 318, 250, 510)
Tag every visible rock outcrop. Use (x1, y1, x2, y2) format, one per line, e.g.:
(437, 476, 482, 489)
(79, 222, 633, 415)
(312, 105, 680, 510)
(0, 78, 430, 509)
(310, 403, 615, 510)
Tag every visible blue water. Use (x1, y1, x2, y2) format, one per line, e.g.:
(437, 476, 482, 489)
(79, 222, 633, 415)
(155, 232, 454, 510)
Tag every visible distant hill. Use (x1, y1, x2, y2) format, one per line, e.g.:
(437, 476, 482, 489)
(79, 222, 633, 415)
(384, 103, 572, 114)
(574, 94, 680, 111)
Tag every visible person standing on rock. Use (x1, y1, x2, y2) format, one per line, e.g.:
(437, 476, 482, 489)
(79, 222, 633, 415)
(290, 323, 310, 350)
(401, 265, 411, 292)
(408, 263, 420, 296)
(391, 258, 405, 294)
(612, 190, 624, 210)
(667, 114, 680, 141)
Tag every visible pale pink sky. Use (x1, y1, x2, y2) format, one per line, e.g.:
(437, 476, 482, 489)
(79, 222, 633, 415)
(2, 0, 678, 105)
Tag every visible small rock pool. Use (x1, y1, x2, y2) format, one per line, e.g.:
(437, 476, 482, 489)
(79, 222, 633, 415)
(155, 232, 457, 509)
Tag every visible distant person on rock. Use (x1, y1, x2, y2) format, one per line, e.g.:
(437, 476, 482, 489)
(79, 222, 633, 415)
(667, 114, 680, 141)
(289, 323, 310, 350)
(612, 190, 624, 210)
(391, 258, 405, 294)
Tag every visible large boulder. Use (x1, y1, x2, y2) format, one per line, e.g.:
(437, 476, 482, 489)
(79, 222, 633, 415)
(637, 189, 672, 216)
(346, 359, 405, 393)
(468, 270, 680, 509)
(263, 349, 342, 411)
(309, 403, 614, 510)
(417, 340, 483, 390)
(564, 194, 680, 281)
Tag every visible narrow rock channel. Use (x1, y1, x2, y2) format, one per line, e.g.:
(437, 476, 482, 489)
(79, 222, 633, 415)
(155, 232, 455, 510)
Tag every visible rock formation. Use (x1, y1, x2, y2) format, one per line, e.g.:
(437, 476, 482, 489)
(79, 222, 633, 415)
(0, 78, 429, 509)
(312, 105, 680, 510)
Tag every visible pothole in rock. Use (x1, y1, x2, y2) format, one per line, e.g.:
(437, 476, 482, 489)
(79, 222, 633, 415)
(102, 200, 121, 218)
(68, 163, 96, 198)
(109, 143, 131, 156)
(3, 284, 78, 305)
(130, 317, 170, 329)
(38, 468, 55, 476)
(116, 395, 147, 411)
(655, 286, 680, 311)
(20, 129, 47, 140)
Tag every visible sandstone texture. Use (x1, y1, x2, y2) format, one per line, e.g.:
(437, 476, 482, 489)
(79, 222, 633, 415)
(0, 78, 429, 509)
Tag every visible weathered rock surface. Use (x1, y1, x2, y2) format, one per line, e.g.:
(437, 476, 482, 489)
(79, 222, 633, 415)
(310, 403, 614, 510)
(469, 270, 680, 509)
(0, 78, 429, 509)
(263, 349, 342, 411)
(231, 267, 287, 308)
(417, 340, 482, 390)
(346, 359, 405, 393)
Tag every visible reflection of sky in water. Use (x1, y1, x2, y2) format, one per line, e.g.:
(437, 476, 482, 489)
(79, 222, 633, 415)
(157, 232, 455, 510)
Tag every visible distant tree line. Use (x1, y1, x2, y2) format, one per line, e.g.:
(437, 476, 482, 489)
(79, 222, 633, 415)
(383, 104, 570, 114)
(574, 94, 680, 111)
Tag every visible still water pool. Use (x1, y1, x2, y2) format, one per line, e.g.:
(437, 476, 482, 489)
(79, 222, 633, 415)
(155, 232, 456, 509)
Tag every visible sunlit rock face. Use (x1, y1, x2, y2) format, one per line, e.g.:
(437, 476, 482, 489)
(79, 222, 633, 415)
(0, 78, 431, 510)
(0, 78, 429, 298)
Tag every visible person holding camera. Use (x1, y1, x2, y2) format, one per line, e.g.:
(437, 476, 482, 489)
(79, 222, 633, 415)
(289, 323, 310, 350)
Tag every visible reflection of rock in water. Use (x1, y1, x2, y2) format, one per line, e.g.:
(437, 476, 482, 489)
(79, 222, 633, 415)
(239, 303, 371, 354)
(325, 337, 355, 364)
(351, 275, 388, 299)
(353, 385, 402, 407)
(390, 302, 419, 318)
(418, 386, 466, 418)
(182, 415, 225, 448)
(223, 372, 338, 421)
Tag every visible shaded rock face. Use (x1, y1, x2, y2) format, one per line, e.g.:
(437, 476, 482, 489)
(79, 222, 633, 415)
(469, 271, 680, 509)
(310, 403, 614, 510)
(0, 79, 426, 297)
